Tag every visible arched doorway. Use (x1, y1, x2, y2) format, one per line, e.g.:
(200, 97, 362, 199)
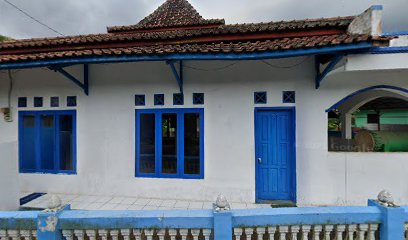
(327, 86, 408, 152)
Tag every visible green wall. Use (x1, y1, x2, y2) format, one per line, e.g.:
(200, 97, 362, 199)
(354, 109, 408, 127)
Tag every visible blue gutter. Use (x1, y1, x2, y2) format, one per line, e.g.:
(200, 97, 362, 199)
(382, 31, 408, 36)
(0, 42, 373, 70)
(362, 46, 408, 54)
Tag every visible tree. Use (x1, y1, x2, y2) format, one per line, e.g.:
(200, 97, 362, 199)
(0, 35, 11, 41)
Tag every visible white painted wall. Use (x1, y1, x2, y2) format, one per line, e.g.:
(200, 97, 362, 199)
(345, 53, 408, 71)
(0, 142, 19, 210)
(0, 55, 407, 206)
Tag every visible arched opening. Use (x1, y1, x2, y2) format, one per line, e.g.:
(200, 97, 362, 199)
(328, 86, 408, 152)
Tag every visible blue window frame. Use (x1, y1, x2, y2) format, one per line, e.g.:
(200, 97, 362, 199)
(193, 93, 204, 105)
(50, 97, 59, 107)
(19, 110, 77, 174)
(135, 95, 146, 106)
(18, 97, 27, 108)
(67, 96, 77, 107)
(254, 92, 267, 104)
(135, 108, 204, 179)
(283, 91, 296, 103)
(173, 93, 184, 105)
(154, 94, 165, 106)
(34, 97, 43, 107)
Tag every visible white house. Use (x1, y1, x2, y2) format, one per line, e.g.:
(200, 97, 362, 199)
(0, 0, 407, 209)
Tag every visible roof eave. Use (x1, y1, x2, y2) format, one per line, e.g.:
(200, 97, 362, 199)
(0, 42, 374, 70)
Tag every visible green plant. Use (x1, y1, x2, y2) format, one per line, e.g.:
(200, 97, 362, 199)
(328, 118, 340, 131)
(0, 35, 11, 41)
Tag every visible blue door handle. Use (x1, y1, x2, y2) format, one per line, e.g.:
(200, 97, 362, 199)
(258, 158, 262, 163)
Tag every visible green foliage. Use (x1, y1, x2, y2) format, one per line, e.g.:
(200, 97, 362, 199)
(328, 118, 340, 131)
(0, 35, 11, 41)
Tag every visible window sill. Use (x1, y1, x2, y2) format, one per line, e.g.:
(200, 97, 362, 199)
(19, 171, 77, 175)
(135, 174, 204, 180)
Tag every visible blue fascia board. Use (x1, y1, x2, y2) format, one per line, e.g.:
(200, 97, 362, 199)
(325, 85, 408, 113)
(59, 210, 214, 229)
(364, 46, 408, 54)
(0, 211, 39, 229)
(0, 43, 373, 70)
(232, 206, 382, 227)
(382, 31, 408, 36)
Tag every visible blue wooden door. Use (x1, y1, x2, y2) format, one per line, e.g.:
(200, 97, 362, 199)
(255, 108, 295, 201)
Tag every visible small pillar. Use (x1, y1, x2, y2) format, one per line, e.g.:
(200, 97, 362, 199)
(213, 195, 232, 240)
(368, 190, 405, 240)
(37, 204, 70, 240)
(340, 112, 353, 140)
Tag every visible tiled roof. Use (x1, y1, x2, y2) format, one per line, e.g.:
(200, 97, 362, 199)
(0, 34, 387, 62)
(107, 0, 225, 33)
(0, 0, 390, 64)
(0, 17, 356, 50)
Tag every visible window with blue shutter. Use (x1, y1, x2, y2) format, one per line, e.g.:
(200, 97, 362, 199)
(19, 110, 76, 174)
(136, 108, 204, 179)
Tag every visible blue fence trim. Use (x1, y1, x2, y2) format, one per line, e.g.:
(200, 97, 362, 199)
(0, 43, 373, 70)
(1, 200, 408, 239)
(0, 211, 39, 229)
(232, 207, 382, 227)
(59, 210, 213, 229)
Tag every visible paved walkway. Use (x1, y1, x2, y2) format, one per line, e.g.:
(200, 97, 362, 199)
(20, 192, 271, 210)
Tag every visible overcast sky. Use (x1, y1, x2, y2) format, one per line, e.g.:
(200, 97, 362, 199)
(0, 0, 407, 39)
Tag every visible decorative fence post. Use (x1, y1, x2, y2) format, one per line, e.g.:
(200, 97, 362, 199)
(213, 195, 233, 240)
(37, 196, 70, 240)
(368, 190, 405, 240)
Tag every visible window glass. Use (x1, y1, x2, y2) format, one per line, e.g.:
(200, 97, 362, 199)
(184, 113, 200, 175)
(40, 115, 55, 170)
(21, 115, 36, 170)
(162, 113, 177, 174)
(60, 115, 73, 171)
(140, 114, 156, 173)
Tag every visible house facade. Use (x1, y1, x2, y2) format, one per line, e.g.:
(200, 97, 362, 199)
(0, 0, 407, 208)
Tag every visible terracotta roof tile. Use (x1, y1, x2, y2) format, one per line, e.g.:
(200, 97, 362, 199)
(107, 0, 225, 33)
(0, 0, 391, 64)
(0, 34, 388, 63)
(0, 17, 356, 51)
